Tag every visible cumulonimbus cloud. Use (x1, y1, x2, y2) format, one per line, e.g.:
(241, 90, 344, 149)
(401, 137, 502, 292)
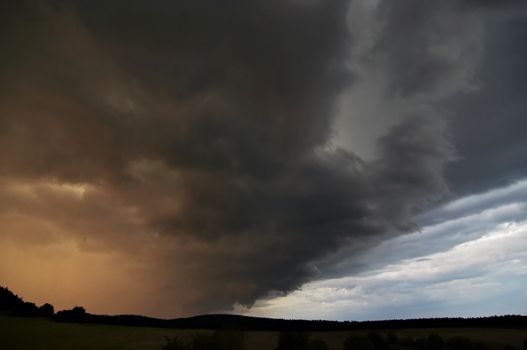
(3, 0, 520, 316)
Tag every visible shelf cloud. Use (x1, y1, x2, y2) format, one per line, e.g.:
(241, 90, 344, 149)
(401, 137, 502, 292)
(1, 0, 526, 317)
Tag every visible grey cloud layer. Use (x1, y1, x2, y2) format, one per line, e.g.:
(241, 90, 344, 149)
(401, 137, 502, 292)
(445, 3, 527, 195)
(1, 0, 523, 315)
(246, 185, 527, 320)
(339, 0, 527, 197)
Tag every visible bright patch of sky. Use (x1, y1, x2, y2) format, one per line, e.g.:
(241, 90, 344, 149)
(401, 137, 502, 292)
(240, 179, 527, 320)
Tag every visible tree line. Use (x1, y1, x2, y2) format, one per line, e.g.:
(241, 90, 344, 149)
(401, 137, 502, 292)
(0, 286, 54, 318)
(2, 285, 527, 331)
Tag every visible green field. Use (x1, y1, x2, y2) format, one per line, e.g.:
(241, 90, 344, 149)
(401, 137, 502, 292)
(0, 315, 525, 350)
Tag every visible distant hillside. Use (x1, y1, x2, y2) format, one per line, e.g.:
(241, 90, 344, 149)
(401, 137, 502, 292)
(53, 312, 527, 332)
(3, 285, 527, 331)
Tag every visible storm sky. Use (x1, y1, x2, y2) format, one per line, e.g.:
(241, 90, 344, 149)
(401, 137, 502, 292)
(1, 0, 526, 319)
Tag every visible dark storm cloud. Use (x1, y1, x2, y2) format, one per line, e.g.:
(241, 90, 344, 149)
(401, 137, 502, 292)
(370, 0, 484, 100)
(0, 0, 365, 312)
(2, 0, 520, 315)
(444, 4, 527, 195)
(349, 0, 527, 198)
(306, 0, 527, 283)
(0, 0, 351, 181)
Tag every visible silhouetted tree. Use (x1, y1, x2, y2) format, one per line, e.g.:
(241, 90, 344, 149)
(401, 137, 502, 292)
(0, 286, 24, 311)
(523, 338, 527, 350)
(17, 302, 39, 317)
(38, 303, 54, 317)
(72, 306, 86, 314)
(54, 306, 88, 323)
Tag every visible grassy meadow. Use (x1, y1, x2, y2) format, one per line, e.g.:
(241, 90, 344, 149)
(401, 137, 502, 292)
(0, 315, 525, 350)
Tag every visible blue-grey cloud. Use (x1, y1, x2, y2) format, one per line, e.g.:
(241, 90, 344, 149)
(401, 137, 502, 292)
(245, 185, 527, 320)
